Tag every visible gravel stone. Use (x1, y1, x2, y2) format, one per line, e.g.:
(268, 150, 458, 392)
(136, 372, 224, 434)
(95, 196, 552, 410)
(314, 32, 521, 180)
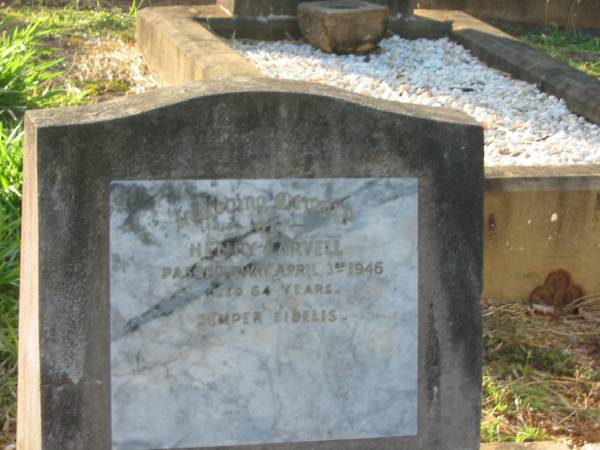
(234, 36, 600, 167)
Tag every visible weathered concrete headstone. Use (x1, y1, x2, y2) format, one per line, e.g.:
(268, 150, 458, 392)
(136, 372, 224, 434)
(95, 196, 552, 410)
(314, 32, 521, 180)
(18, 78, 483, 450)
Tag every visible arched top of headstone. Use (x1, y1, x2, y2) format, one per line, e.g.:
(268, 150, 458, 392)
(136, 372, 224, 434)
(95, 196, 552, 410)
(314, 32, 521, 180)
(27, 77, 477, 129)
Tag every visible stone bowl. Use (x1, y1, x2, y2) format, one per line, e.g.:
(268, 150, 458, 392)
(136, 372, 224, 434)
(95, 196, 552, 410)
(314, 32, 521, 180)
(297, 0, 390, 54)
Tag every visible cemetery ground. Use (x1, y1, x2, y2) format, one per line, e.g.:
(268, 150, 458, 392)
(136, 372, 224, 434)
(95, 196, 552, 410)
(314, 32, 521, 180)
(0, 4, 599, 448)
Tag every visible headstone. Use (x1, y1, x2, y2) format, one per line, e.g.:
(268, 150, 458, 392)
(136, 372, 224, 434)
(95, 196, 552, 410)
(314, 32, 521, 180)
(298, 1, 390, 54)
(18, 78, 484, 450)
(218, 0, 415, 18)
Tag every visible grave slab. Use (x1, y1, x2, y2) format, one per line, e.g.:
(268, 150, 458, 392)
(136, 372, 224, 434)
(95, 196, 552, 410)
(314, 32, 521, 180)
(18, 78, 484, 450)
(136, 6, 262, 85)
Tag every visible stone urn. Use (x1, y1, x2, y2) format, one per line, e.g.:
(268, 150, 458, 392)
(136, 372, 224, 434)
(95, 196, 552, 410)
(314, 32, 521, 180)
(298, 1, 390, 55)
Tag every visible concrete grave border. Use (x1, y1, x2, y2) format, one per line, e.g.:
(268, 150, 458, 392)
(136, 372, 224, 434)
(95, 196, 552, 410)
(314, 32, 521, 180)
(414, 9, 600, 126)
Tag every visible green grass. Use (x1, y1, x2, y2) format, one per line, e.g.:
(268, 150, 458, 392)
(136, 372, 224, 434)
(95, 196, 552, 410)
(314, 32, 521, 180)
(1, 6, 136, 41)
(481, 374, 553, 443)
(485, 338, 578, 379)
(1, 6, 140, 105)
(502, 24, 600, 80)
(524, 28, 600, 79)
(0, 10, 138, 444)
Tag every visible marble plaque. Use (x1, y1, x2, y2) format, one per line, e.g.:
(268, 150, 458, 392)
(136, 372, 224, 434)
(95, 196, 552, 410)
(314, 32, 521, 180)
(109, 178, 418, 450)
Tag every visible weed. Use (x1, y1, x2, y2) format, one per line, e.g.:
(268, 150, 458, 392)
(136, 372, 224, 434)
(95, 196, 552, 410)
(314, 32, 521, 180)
(524, 28, 600, 79)
(0, 23, 65, 124)
(481, 375, 552, 443)
(0, 122, 21, 447)
(482, 303, 600, 445)
(128, 0, 145, 18)
(2, 7, 136, 41)
(481, 416, 512, 443)
(516, 425, 552, 443)
(0, 123, 23, 204)
(0, 121, 22, 373)
(485, 340, 577, 378)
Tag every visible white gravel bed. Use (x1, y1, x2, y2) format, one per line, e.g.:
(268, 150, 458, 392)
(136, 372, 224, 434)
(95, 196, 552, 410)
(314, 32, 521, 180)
(233, 36, 600, 167)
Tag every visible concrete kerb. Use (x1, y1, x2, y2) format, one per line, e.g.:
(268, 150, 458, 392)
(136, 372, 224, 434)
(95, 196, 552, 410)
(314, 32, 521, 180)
(135, 5, 600, 302)
(483, 166, 600, 303)
(136, 5, 262, 85)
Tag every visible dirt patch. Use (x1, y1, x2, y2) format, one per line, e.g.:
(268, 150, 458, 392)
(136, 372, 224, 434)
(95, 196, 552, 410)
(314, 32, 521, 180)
(482, 301, 600, 447)
(52, 34, 160, 102)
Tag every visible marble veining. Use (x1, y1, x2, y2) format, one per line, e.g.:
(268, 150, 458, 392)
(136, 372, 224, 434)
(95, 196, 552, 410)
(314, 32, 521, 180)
(110, 178, 418, 450)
